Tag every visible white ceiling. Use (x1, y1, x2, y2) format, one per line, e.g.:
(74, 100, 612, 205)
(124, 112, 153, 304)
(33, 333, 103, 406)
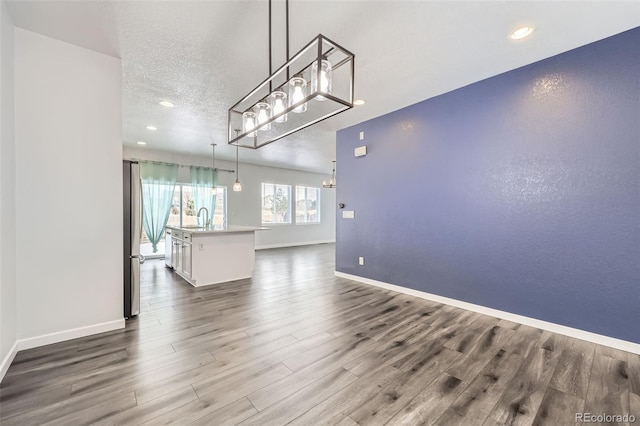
(7, 1, 640, 173)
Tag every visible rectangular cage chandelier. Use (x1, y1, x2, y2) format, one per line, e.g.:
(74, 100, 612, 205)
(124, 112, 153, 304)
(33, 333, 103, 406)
(228, 1, 355, 149)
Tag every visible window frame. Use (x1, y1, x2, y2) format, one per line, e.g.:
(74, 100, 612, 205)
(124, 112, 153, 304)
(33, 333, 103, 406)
(261, 182, 293, 225)
(295, 185, 321, 225)
(174, 183, 227, 229)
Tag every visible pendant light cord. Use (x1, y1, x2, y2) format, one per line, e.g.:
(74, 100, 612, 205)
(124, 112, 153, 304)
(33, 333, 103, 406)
(286, 0, 290, 80)
(268, 0, 272, 92)
(269, 0, 290, 82)
(235, 129, 241, 181)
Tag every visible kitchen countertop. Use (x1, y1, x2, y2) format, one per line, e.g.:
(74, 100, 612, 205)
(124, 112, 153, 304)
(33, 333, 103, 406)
(166, 225, 269, 235)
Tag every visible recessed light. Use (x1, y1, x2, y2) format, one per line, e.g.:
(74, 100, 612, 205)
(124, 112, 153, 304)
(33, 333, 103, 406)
(159, 101, 174, 108)
(146, 125, 157, 131)
(354, 99, 366, 106)
(509, 25, 535, 40)
(137, 141, 147, 145)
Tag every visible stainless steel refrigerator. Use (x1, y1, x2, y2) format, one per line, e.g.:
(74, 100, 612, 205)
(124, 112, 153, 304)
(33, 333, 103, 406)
(123, 160, 144, 318)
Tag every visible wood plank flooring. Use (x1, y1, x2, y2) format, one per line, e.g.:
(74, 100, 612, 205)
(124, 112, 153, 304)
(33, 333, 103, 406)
(1, 244, 638, 425)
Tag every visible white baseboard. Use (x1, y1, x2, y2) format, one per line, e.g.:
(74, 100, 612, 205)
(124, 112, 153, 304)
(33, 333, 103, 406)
(0, 340, 19, 384)
(0, 319, 125, 384)
(16, 319, 125, 352)
(256, 240, 335, 250)
(335, 271, 640, 355)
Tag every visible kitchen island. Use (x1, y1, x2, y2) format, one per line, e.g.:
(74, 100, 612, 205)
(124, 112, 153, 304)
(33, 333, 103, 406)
(165, 225, 268, 287)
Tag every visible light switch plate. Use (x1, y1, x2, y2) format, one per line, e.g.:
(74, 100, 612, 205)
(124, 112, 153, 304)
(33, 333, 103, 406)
(359, 131, 365, 140)
(354, 146, 367, 157)
(342, 210, 355, 219)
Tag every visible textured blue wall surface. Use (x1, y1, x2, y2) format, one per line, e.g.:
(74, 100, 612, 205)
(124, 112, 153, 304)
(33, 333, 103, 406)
(336, 27, 640, 343)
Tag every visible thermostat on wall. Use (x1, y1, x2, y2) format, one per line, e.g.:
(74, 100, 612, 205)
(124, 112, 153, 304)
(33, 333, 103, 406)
(354, 146, 367, 157)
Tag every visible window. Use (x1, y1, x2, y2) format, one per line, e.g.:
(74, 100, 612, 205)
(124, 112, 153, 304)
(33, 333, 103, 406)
(181, 185, 197, 227)
(181, 185, 227, 229)
(141, 185, 227, 256)
(212, 187, 227, 229)
(262, 183, 292, 224)
(296, 186, 320, 223)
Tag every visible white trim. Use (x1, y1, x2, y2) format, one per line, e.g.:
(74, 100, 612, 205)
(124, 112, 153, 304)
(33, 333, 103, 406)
(0, 319, 125, 384)
(0, 340, 19, 384)
(256, 240, 335, 250)
(335, 271, 640, 355)
(16, 319, 125, 351)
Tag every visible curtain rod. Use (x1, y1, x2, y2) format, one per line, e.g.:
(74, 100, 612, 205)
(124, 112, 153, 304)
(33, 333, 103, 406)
(133, 159, 235, 173)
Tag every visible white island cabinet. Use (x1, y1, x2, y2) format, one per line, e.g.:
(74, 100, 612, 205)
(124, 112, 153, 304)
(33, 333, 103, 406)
(165, 225, 267, 287)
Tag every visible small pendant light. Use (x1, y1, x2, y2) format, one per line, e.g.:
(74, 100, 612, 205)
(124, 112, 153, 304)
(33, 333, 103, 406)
(233, 129, 242, 192)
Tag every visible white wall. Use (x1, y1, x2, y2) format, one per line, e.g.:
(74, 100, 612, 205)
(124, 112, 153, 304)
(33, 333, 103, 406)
(0, 0, 17, 380)
(15, 29, 123, 343)
(123, 147, 336, 249)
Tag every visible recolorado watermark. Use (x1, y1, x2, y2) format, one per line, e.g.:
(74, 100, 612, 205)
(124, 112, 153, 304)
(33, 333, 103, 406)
(576, 413, 636, 423)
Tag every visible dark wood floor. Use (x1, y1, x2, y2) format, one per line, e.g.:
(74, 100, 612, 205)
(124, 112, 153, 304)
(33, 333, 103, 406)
(1, 244, 638, 425)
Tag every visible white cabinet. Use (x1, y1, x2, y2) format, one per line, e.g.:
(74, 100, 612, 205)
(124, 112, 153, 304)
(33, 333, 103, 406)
(167, 228, 192, 279)
(171, 237, 180, 270)
(181, 241, 192, 279)
(164, 229, 173, 267)
(165, 226, 262, 287)
(180, 232, 192, 278)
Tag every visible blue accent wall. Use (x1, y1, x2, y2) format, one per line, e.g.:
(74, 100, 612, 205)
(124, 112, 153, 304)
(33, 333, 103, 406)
(336, 27, 640, 344)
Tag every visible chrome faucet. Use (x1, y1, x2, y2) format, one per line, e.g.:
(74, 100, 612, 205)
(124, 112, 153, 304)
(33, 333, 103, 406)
(196, 207, 210, 228)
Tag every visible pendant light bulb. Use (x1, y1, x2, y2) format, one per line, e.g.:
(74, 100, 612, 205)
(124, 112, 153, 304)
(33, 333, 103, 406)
(269, 91, 288, 123)
(233, 129, 242, 192)
(312, 59, 332, 101)
(242, 111, 257, 137)
(289, 77, 307, 113)
(254, 102, 271, 131)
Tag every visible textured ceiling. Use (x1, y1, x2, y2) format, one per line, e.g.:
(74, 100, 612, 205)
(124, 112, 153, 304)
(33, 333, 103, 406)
(7, 1, 640, 173)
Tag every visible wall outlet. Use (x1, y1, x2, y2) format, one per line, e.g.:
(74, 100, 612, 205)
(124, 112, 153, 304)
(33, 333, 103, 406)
(199, 243, 205, 250)
(359, 256, 365, 266)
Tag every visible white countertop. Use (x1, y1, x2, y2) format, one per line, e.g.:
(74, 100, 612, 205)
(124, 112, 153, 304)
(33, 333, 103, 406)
(166, 225, 269, 235)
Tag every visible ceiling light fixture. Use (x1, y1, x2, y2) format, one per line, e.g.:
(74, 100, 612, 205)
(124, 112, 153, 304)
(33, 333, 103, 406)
(509, 25, 535, 40)
(322, 161, 337, 189)
(146, 125, 157, 131)
(137, 141, 147, 145)
(233, 129, 242, 192)
(159, 101, 174, 107)
(228, 0, 355, 149)
(354, 99, 366, 106)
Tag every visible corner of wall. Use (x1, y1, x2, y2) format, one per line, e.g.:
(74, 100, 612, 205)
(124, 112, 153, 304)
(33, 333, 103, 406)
(13, 27, 123, 347)
(0, 0, 18, 384)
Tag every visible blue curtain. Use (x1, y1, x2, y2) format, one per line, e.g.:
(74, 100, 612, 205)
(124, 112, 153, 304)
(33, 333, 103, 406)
(190, 166, 217, 227)
(140, 162, 178, 252)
